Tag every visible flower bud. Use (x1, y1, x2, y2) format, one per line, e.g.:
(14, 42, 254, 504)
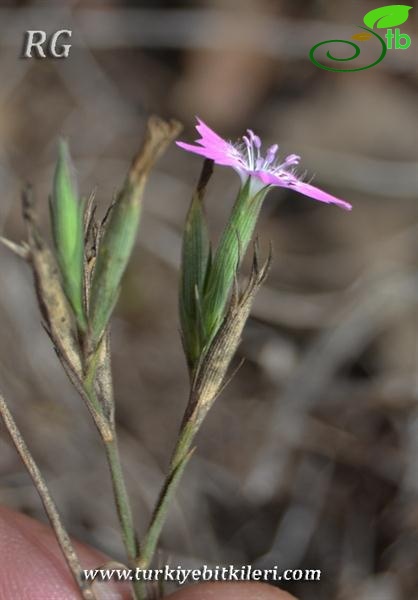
(50, 140, 86, 331)
(202, 179, 268, 340)
(89, 116, 182, 349)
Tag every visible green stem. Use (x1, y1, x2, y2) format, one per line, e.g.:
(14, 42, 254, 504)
(83, 375, 142, 599)
(137, 419, 197, 572)
(105, 432, 147, 600)
(104, 435, 138, 562)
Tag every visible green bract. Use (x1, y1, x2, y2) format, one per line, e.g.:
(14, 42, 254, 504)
(89, 178, 143, 349)
(180, 160, 212, 370)
(50, 140, 86, 331)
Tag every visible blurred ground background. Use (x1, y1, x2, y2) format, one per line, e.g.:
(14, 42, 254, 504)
(0, 1, 417, 599)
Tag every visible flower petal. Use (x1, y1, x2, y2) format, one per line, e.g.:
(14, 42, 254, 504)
(291, 181, 352, 210)
(253, 170, 296, 186)
(176, 117, 240, 167)
(176, 141, 239, 167)
(176, 118, 352, 211)
(195, 117, 227, 146)
(253, 170, 351, 210)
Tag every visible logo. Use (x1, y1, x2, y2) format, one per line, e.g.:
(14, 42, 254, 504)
(309, 4, 412, 72)
(22, 30, 72, 59)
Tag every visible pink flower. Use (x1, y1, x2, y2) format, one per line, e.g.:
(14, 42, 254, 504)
(176, 118, 352, 211)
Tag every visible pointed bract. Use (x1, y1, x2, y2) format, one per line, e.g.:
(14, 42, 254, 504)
(51, 140, 86, 331)
(180, 160, 213, 371)
(89, 117, 182, 350)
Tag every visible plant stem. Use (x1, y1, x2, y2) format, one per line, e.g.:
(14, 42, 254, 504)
(0, 392, 97, 600)
(82, 373, 142, 599)
(104, 434, 146, 600)
(104, 434, 138, 562)
(137, 418, 197, 571)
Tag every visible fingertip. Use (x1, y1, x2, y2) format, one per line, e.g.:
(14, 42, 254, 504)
(0, 505, 130, 600)
(165, 581, 296, 600)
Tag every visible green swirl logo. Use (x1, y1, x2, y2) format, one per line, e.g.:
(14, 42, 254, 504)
(309, 5, 413, 72)
(309, 26, 387, 72)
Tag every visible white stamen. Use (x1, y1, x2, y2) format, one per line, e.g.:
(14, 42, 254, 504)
(264, 144, 279, 167)
(248, 129, 262, 150)
(242, 135, 254, 169)
(281, 154, 301, 168)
